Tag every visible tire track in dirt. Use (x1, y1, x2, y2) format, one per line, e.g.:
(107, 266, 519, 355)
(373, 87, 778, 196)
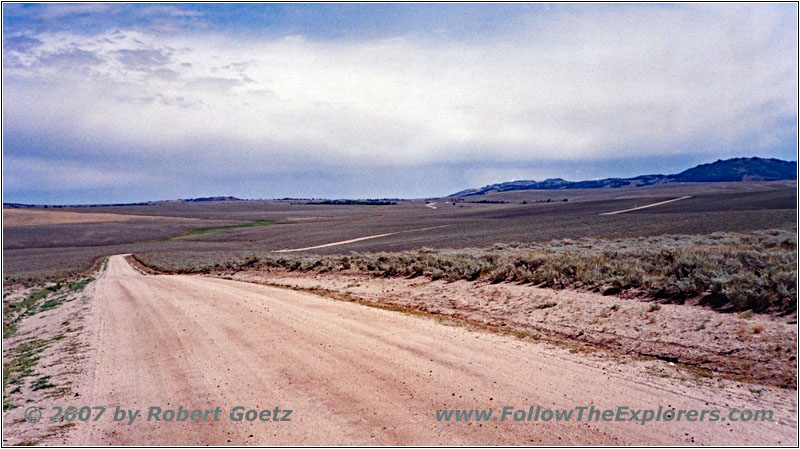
(599, 196, 692, 215)
(69, 255, 796, 445)
(274, 225, 449, 253)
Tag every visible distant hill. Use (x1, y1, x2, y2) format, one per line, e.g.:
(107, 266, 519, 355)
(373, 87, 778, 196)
(449, 157, 797, 197)
(669, 157, 797, 182)
(181, 196, 242, 202)
(3, 196, 244, 208)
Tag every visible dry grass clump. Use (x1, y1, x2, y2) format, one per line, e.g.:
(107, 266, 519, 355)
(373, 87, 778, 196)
(135, 229, 796, 315)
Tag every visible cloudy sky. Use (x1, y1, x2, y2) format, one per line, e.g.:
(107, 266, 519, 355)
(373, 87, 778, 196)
(3, 3, 797, 204)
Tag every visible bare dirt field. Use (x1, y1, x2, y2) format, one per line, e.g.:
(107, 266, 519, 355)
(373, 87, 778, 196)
(2, 182, 796, 446)
(3, 256, 796, 445)
(3, 183, 795, 282)
(2, 209, 196, 227)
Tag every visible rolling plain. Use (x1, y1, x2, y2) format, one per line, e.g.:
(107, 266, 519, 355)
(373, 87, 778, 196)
(4, 181, 795, 281)
(2, 180, 797, 445)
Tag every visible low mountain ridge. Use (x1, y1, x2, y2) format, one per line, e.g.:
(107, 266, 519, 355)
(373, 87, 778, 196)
(450, 157, 797, 197)
(670, 157, 797, 183)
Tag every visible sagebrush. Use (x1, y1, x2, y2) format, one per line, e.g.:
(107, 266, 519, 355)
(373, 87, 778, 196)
(136, 229, 797, 314)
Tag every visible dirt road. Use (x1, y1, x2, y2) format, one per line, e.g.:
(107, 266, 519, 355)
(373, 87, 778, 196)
(274, 225, 449, 252)
(599, 196, 692, 215)
(70, 255, 795, 445)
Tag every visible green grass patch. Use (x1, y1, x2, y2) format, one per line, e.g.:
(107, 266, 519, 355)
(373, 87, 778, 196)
(3, 338, 48, 410)
(172, 220, 292, 240)
(534, 301, 558, 310)
(3, 284, 61, 337)
(3, 277, 94, 328)
(31, 375, 55, 391)
(3, 323, 18, 340)
(28, 283, 63, 304)
(4, 277, 94, 336)
(66, 278, 92, 292)
(39, 299, 61, 311)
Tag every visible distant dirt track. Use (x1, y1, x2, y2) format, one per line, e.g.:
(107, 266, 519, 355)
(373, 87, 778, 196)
(274, 225, 450, 252)
(599, 196, 692, 215)
(68, 255, 795, 445)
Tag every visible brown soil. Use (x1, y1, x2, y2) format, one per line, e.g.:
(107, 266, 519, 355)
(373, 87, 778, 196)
(2, 280, 97, 445)
(3, 256, 796, 445)
(3, 209, 198, 227)
(230, 269, 797, 388)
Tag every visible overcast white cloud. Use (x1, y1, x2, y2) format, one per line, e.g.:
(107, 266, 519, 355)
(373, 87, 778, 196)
(2, 3, 797, 202)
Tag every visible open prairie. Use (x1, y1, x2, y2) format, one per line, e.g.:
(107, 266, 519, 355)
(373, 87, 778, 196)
(3, 182, 795, 281)
(5, 3, 798, 446)
(5, 209, 160, 227)
(2, 181, 797, 445)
